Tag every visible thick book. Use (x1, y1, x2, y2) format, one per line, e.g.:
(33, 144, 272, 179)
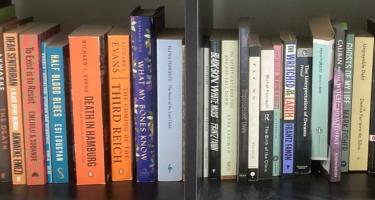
(294, 39, 312, 174)
(69, 25, 112, 185)
(203, 43, 209, 178)
(309, 16, 335, 160)
(130, 7, 165, 182)
(20, 23, 60, 185)
(341, 32, 354, 172)
(237, 18, 250, 182)
(46, 33, 70, 183)
(157, 29, 184, 181)
(107, 27, 133, 181)
(220, 30, 238, 180)
(248, 34, 260, 181)
(4, 22, 38, 185)
(368, 19, 375, 173)
(272, 37, 283, 177)
(259, 37, 274, 180)
(280, 32, 297, 174)
(349, 33, 374, 171)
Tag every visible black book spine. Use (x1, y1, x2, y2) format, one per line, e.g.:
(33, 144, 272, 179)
(294, 47, 312, 174)
(259, 111, 273, 179)
(368, 19, 375, 173)
(208, 39, 221, 179)
(238, 19, 250, 182)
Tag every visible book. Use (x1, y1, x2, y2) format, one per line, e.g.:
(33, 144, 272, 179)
(4, 21, 38, 185)
(368, 19, 375, 173)
(46, 33, 70, 183)
(280, 32, 297, 174)
(237, 18, 250, 182)
(69, 25, 112, 185)
(272, 36, 283, 177)
(107, 27, 133, 181)
(349, 33, 374, 171)
(220, 30, 238, 180)
(248, 34, 260, 181)
(259, 37, 274, 180)
(309, 16, 335, 160)
(294, 39, 312, 174)
(0, 4, 15, 23)
(157, 29, 184, 181)
(130, 6, 165, 182)
(341, 32, 354, 172)
(20, 23, 60, 185)
(203, 43, 209, 178)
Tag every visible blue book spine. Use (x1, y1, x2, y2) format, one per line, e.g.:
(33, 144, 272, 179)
(131, 15, 158, 182)
(42, 41, 53, 183)
(47, 46, 69, 183)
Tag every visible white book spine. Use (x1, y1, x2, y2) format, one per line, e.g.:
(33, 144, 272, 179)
(203, 46, 210, 178)
(260, 49, 275, 111)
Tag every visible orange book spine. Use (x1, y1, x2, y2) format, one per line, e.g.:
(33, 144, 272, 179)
(69, 36, 106, 185)
(108, 32, 133, 181)
(4, 32, 26, 184)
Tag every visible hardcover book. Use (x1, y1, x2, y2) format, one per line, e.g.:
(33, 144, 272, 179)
(107, 26, 133, 181)
(20, 23, 60, 185)
(69, 25, 112, 185)
(130, 7, 165, 182)
(294, 39, 312, 174)
(280, 32, 297, 174)
(349, 33, 374, 171)
(157, 29, 184, 181)
(309, 16, 335, 160)
(203, 43, 209, 178)
(367, 19, 375, 173)
(4, 21, 38, 185)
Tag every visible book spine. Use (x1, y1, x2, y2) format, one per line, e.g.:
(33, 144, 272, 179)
(311, 39, 334, 160)
(208, 39, 221, 179)
(4, 32, 26, 184)
(342, 33, 354, 172)
(108, 34, 133, 181)
(220, 40, 238, 180)
(69, 36, 107, 185)
(273, 44, 283, 177)
(47, 46, 70, 183)
(42, 41, 52, 183)
(203, 46, 209, 178)
(282, 42, 296, 174)
(370, 45, 375, 172)
(20, 34, 47, 185)
(238, 24, 249, 182)
(130, 16, 158, 182)
(259, 49, 274, 179)
(295, 47, 312, 174)
(0, 30, 10, 182)
(157, 39, 183, 181)
(349, 36, 374, 171)
(248, 47, 260, 181)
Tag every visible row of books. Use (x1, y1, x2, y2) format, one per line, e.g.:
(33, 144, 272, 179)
(0, 6, 187, 185)
(202, 16, 375, 182)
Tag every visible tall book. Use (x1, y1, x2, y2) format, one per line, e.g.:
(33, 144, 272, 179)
(294, 39, 312, 174)
(259, 37, 274, 180)
(20, 23, 60, 185)
(69, 25, 112, 185)
(280, 32, 297, 174)
(309, 16, 335, 160)
(107, 27, 133, 181)
(341, 32, 354, 172)
(272, 37, 283, 177)
(349, 33, 374, 171)
(367, 19, 375, 173)
(157, 29, 184, 181)
(203, 43, 209, 178)
(4, 21, 38, 185)
(237, 18, 250, 182)
(220, 30, 238, 180)
(130, 7, 165, 182)
(46, 33, 70, 183)
(248, 34, 260, 181)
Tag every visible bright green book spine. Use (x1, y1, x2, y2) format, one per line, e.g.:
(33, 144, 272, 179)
(0, 5, 15, 23)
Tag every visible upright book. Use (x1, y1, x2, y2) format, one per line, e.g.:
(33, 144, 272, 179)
(309, 16, 335, 160)
(367, 19, 375, 173)
(130, 7, 165, 182)
(69, 25, 112, 185)
(203, 42, 209, 178)
(280, 32, 297, 174)
(107, 26, 133, 181)
(349, 33, 374, 171)
(157, 29, 184, 181)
